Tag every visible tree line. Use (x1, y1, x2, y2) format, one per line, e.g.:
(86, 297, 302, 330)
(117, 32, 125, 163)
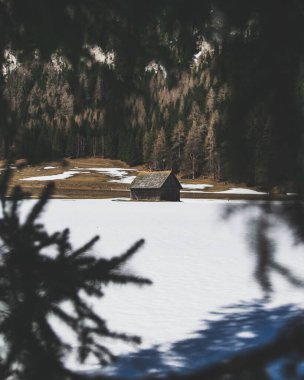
(0, 0, 303, 191)
(4, 34, 303, 191)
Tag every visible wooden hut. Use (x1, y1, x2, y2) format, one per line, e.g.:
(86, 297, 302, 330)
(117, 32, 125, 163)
(130, 171, 182, 201)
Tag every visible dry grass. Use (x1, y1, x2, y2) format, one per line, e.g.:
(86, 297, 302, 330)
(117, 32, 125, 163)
(4, 158, 135, 198)
(1, 158, 288, 200)
(178, 176, 254, 192)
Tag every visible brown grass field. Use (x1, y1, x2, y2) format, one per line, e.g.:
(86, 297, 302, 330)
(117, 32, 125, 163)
(1, 157, 297, 201)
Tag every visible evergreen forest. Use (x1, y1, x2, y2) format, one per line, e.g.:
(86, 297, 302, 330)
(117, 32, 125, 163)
(2, 0, 304, 189)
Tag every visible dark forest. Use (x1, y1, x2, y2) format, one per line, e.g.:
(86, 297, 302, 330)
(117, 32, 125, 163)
(1, 0, 304, 189)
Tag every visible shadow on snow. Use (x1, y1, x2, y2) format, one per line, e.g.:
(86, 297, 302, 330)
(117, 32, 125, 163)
(84, 299, 302, 378)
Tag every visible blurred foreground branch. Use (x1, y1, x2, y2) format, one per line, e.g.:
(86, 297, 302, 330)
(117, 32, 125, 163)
(0, 165, 151, 380)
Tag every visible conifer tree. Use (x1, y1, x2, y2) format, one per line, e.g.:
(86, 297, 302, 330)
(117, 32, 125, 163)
(0, 167, 151, 380)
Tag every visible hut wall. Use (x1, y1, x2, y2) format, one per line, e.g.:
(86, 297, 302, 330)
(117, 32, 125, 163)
(160, 175, 180, 201)
(130, 189, 161, 201)
(160, 186, 180, 201)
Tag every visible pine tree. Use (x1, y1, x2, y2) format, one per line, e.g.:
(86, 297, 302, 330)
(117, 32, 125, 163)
(0, 167, 151, 380)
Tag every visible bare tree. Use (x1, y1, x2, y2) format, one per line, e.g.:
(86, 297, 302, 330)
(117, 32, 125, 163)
(151, 128, 168, 170)
(171, 121, 185, 160)
(184, 123, 204, 179)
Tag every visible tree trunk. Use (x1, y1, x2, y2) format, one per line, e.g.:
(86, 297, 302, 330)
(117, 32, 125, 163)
(192, 155, 195, 179)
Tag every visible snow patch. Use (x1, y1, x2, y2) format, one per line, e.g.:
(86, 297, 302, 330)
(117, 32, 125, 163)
(20, 167, 137, 182)
(88, 45, 115, 67)
(110, 176, 136, 184)
(82, 167, 136, 177)
(3, 49, 19, 77)
(20, 171, 88, 181)
(181, 183, 213, 190)
(145, 61, 167, 78)
(181, 184, 266, 194)
(217, 188, 267, 195)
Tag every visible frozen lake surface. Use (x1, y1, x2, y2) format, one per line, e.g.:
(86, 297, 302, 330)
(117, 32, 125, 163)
(20, 199, 304, 378)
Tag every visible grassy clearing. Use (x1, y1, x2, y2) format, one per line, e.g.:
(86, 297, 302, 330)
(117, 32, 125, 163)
(179, 177, 257, 193)
(0, 157, 281, 199)
(4, 158, 135, 198)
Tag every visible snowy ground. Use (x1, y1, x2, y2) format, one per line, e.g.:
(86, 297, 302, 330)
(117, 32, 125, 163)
(19, 199, 304, 379)
(20, 167, 136, 182)
(20, 167, 269, 194)
(181, 183, 267, 194)
(20, 170, 91, 181)
(180, 183, 213, 190)
(217, 187, 267, 195)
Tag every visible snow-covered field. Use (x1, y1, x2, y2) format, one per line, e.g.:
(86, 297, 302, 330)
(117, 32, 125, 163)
(20, 199, 304, 378)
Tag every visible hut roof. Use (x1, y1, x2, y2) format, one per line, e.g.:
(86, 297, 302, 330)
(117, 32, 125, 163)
(130, 171, 182, 189)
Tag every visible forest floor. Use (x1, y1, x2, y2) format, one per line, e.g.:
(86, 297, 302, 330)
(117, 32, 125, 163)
(1, 157, 295, 200)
